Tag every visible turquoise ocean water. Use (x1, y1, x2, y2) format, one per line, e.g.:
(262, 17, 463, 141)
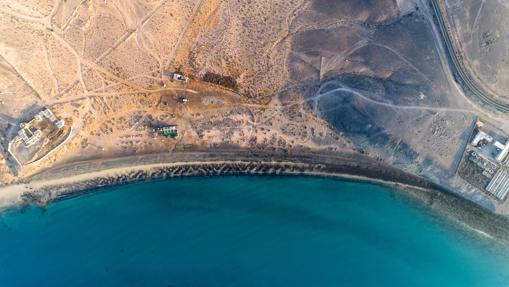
(0, 176, 509, 286)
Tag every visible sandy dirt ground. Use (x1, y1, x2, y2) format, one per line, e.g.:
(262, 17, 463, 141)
(444, 0, 509, 99)
(0, 0, 351, 181)
(0, 0, 509, 213)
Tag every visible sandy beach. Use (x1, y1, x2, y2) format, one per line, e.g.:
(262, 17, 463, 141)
(1, 150, 433, 206)
(1, 149, 509, 240)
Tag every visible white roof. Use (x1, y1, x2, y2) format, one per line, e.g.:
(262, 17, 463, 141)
(472, 130, 493, 146)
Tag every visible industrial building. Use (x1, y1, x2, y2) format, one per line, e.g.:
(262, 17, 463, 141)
(459, 123, 509, 200)
(470, 129, 509, 163)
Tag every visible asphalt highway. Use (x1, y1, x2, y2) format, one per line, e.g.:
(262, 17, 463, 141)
(430, 0, 509, 112)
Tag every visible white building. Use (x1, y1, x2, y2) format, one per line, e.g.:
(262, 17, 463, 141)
(471, 130, 509, 163)
(471, 130, 493, 146)
(18, 125, 42, 147)
(173, 73, 188, 82)
(55, 119, 65, 129)
(495, 141, 509, 162)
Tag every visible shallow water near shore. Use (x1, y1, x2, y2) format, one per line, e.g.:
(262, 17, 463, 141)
(1, 176, 509, 286)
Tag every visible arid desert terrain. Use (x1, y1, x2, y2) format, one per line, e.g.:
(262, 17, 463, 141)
(1, 0, 509, 215)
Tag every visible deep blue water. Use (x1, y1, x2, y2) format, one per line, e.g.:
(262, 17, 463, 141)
(0, 176, 509, 287)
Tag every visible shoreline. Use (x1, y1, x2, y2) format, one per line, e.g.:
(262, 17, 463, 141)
(8, 150, 439, 204)
(2, 150, 509, 240)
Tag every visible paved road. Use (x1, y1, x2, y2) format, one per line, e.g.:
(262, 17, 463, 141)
(431, 0, 509, 112)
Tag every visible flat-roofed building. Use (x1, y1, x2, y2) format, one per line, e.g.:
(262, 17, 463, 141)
(18, 125, 42, 147)
(471, 129, 509, 163)
(472, 130, 493, 146)
(55, 119, 65, 129)
(496, 141, 509, 162)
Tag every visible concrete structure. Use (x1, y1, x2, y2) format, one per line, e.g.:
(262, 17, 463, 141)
(18, 125, 41, 147)
(173, 73, 188, 82)
(471, 129, 509, 163)
(40, 109, 57, 122)
(163, 70, 189, 82)
(459, 123, 509, 201)
(486, 168, 509, 200)
(17, 109, 63, 146)
(496, 142, 509, 162)
(471, 130, 493, 146)
(56, 119, 65, 129)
